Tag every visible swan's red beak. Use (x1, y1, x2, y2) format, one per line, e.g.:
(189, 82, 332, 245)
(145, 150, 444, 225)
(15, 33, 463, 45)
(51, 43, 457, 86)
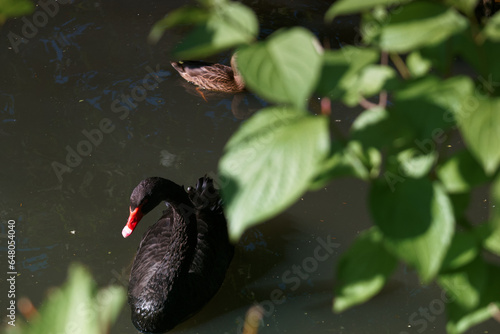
(122, 206, 144, 238)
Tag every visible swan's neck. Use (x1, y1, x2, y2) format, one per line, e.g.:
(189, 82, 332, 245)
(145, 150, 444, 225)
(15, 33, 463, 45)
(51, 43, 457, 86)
(152, 181, 197, 293)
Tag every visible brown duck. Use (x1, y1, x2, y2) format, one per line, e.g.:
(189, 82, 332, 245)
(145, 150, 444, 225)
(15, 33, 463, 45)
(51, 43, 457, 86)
(170, 54, 245, 99)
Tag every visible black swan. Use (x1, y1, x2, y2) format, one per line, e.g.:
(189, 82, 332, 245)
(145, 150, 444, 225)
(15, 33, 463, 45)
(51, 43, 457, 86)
(122, 176, 234, 333)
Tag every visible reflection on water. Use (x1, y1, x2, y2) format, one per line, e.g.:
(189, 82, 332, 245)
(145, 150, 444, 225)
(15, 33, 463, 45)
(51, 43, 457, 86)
(0, 1, 496, 333)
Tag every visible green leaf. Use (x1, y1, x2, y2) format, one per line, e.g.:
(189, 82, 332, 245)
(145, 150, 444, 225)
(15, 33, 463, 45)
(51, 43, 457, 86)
(351, 107, 413, 149)
(448, 193, 471, 222)
(148, 7, 209, 44)
(441, 231, 479, 271)
(237, 27, 323, 108)
(6, 264, 126, 334)
(456, 97, 500, 175)
(483, 175, 500, 256)
(371, 2, 468, 53)
(396, 148, 437, 179)
(342, 65, 396, 105)
(370, 179, 454, 282)
(334, 228, 397, 312)
(438, 258, 487, 311)
(219, 107, 329, 240)
(310, 142, 367, 189)
(393, 75, 474, 139)
(437, 150, 489, 193)
(444, 0, 477, 16)
(171, 1, 258, 58)
(325, 0, 411, 22)
(483, 11, 500, 42)
(0, 0, 34, 18)
(407, 50, 432, 77)
(316, 47, 379, 105)
(445, 263, 500, 334)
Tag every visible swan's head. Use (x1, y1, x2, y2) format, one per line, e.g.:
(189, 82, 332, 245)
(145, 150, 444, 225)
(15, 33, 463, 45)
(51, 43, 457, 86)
(122, 177, 168, 238)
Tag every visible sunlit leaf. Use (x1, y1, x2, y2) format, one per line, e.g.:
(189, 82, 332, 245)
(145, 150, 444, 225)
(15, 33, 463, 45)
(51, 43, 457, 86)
(437, 150, 489, 193)
(407, 50, 432, 77)
(6, 264, 126, 334)
(342, 65, 396, 105)
(219, 107, 329, 240)
(171, 1, 258, 58)
(441, 231, 479, 271)
(445, 264, 500, 334)
(444, 0, 477, 16)
(316, 47, 379, 105)
(483, 11, 500, 42)
(334, 228, 397, 312)
(325, 0, 411, 22)
(310, 142, 364, 189)
(237, 27, 323, 108)
(371, 1, 468, 53)
(456, 97, 500, 175)
(370, 179, 454, 282)
(396, 148, 436, 179)
(439, 258, 487, 311)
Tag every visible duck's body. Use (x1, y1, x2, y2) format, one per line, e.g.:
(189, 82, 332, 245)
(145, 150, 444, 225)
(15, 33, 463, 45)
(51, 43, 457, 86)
(170, 54, 245, 93)
(123, 176, 234, 333)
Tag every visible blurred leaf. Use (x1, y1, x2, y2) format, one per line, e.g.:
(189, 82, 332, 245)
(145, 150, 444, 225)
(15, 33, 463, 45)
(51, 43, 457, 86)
(444, 0, 477, 16)
(310, 142, 366, 189)
(439, 258, 487, 311)
(169, 0, 258, 58)
(483, 175, 500, 256)
(316, 47, 379, 105)
(437, 150, 489, 193)
(0, 0, 33, 19)
(370, 179, 454, 282)
(456, 97, 500, 175)
(149, 7, 209, 44)
(396, 148, 436, 179)
(237, 27, 323, 108)
(219, 107, 329, 240)
(334, 227, 397, 312)
(325, 0, 411, 22)
(351, 107, 413, 149)
(393, 75, 474, 139)
(445, 264, 500, 334)
(343, 65, 396, 104)
(483, 11, 500, 42)
(7, 263, 126, 334)
(441, 231, 479, 271)
(448, 193, 471, 222)
(370, 1, 468, 53)
(407, 50, 432, 77)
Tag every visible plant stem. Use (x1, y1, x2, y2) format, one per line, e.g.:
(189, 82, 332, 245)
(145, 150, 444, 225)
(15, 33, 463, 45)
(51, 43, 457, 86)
(390, 53, 410, 80)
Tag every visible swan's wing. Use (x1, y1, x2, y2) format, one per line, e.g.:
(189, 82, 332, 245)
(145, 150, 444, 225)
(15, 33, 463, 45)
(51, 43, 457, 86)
(128, 212, 174, 297)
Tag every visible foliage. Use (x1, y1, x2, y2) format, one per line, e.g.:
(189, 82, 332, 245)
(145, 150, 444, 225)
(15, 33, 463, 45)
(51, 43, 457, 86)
(5, 264, 126, 334)
(152, 0, 500, 332)
(0, 0, 33, 25)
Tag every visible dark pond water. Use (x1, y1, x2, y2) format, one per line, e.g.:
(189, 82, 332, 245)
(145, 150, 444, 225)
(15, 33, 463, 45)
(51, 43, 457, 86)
(0, 1, 497, 333)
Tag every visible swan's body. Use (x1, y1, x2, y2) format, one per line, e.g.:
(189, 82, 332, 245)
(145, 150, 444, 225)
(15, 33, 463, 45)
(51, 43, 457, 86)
(122, 176, 233, 333)
(170, 54, 245, 93)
